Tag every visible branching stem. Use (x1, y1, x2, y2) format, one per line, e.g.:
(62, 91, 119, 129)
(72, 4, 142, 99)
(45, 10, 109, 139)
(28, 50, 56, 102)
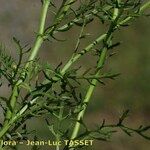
(0, 0, 51, 139)
(70, 0, 121, 143)
(0, 0, 150, 144)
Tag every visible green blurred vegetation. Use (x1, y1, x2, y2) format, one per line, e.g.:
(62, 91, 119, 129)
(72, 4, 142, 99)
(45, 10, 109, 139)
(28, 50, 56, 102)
(0, 0, 150, 150)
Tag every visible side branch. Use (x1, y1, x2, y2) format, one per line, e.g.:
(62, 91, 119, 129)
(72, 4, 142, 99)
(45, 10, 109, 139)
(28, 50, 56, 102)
(0, 0, 51, 139)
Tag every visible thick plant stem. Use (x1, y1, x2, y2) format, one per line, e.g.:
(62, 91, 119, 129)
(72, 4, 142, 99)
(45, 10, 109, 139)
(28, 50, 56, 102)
(70, 0, 121, 143)
(61, 34, 107, 75)
(28, 0, 51, 62)
(68, 0, 150, 144)
(0, 0, 51, 139)
(57, 0, 150, 75)
(0, 0, 149, 143)
(0, 0, 75, 139)
(70, 48, 107, 140)
(54, 0, 75, 22)
(140, 1, 150, 13)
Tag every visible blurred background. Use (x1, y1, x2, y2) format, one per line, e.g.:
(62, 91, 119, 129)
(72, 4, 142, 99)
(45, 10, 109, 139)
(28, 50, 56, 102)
(0, 0, 150, 150)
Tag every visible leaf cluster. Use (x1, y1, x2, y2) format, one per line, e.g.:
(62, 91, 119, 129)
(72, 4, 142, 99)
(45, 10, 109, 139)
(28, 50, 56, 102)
(0, 0, 150, 150)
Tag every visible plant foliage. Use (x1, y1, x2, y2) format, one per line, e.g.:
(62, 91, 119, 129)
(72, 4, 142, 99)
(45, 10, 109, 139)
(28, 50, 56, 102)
(0, 0, 150, 150)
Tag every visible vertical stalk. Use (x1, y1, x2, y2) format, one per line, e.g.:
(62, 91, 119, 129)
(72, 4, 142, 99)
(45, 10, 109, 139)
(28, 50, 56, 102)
(0, 0, 51, 139)
(70, 48, 107, 140)
(28, 0, 51, 62)
(70, 0, 121, 143)
(0, 0, 75, 139)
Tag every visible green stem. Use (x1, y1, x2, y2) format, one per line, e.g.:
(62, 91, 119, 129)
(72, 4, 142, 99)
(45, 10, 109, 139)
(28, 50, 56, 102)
(54, 0, 75, 22)
(118, 1, 150, 26)
(139, 1, 150, 13)
(28, 0, 51, 62)
(59, 0, 150, 75)
(70, 0, 121, 143)
(0, 0, 75, 139)
(0, 0, 51, 139)
(61, 34, 107, 75)
(70, 48, 107, 140)
(0, 109, 23, 139)
(0, 0, 149, 142)
(45, 0, 75, 35)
